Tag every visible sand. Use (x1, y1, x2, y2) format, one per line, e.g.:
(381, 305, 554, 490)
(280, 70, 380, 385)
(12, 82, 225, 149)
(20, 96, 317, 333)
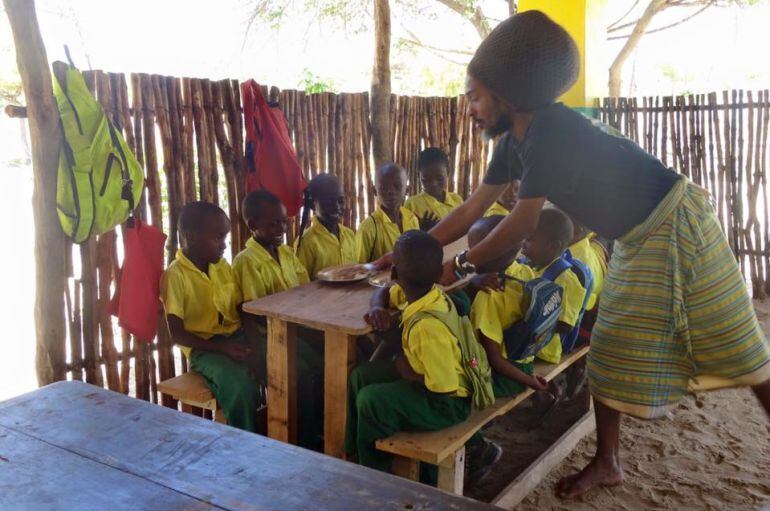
(468, 300, 770, 510)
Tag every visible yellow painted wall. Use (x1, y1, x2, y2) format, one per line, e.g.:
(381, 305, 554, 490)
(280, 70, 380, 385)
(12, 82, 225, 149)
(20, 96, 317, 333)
(518, 0, 608, 110)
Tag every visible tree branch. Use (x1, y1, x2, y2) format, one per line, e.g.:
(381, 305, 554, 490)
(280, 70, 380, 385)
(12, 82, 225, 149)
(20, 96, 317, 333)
(607, 0, 641, 30)
(608, 1, 714, 40)
(400, 27, 474, 55)
(434, 0, 491, 39)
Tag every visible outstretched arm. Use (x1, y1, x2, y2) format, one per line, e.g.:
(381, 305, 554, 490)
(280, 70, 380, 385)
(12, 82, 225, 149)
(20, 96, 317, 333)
(429, 182, 506, 245)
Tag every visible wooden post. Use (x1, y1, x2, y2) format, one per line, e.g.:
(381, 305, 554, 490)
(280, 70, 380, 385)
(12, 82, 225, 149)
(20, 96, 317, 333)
(4, 0, 67, 384)
(371, 0, 391, 168)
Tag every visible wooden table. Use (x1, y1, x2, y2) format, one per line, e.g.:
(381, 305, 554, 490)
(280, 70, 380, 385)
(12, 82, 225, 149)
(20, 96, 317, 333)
(0, 381, 496, 510)
(243, 237, 468, 458)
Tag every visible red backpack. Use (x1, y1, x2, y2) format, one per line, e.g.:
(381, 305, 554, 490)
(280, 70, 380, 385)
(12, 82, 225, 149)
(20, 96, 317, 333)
(241, 80, 306, 216)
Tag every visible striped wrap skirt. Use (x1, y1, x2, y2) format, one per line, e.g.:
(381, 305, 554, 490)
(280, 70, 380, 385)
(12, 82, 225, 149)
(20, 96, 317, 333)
(588, 176, 770, 419)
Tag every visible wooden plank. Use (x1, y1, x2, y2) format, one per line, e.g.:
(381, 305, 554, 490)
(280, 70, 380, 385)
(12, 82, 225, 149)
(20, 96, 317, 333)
(375, 346, 589, 465)
(492, 408, 596, 509)
(0, 382, 495, 511)
(0, 425, 213, 510)
(391, 455, 420, 481)
(157, 372, 215, 405)
(266, 319, 298, 444)
(323, 330, 356, 458)
(243, 237, 468, 335)
(437, 446, 465, 495)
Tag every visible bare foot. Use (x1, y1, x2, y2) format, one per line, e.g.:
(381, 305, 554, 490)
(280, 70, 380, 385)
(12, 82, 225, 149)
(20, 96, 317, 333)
(556, 457, 624, 499)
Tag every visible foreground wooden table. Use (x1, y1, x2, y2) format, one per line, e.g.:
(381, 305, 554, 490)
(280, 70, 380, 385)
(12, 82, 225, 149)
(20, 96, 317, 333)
(0, 381, 495, 510)
(243, 237, 468, 458)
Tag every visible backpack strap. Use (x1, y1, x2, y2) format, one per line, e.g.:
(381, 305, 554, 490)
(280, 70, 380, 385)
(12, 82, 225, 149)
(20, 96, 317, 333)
(541, 256, 572, 283)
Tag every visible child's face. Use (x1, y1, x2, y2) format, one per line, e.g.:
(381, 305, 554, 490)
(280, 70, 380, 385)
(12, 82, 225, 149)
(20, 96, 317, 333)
(376, 169, 407, 212)
(314, 182, 345, 225)
(420, 164, 448, 199)
(499, 180, 520, 210)
(522, 229, 561, 268)
(188, 213, 230, 265)
(250, 202, 287, 248)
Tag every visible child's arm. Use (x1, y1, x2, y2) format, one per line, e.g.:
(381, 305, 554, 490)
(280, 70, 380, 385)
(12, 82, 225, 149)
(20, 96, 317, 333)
(166, 314, 251, 363)
(395, 353, 424, 384)
(480, 335, 548, 391)
(364, 285, 394, 331)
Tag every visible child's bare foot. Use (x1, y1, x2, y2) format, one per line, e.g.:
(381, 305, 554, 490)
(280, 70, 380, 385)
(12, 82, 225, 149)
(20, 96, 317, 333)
(556, 456, 623, 499)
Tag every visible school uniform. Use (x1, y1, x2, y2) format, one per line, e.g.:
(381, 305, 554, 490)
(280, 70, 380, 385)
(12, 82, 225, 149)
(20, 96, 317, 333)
(344, 285, 471, 479)
(470, 262, 536, 396)
(568, 237, 605, 312)
(483, 201, 510, 217)
(294, 216, 357, 280)
(233, 238, 323, 449)
(404, 191, 463, 220)
(534, 257, 588, 364)
(160, 250, 259, 433)
(355, 207, 420, 263)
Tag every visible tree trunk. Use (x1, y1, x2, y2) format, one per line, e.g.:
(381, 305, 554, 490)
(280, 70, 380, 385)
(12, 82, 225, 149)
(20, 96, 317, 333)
(371, 0, 392, 168)
(4, 0, 67, 385)
(608, 0, 667, 97)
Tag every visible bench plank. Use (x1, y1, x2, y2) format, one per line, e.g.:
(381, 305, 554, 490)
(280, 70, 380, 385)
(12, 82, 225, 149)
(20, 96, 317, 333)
(157, 372, 214, 404)
(376, 346, 589, 465)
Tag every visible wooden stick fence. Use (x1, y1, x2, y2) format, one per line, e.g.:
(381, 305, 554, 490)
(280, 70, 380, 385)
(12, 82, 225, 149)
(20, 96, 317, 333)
(60, 71, 490, 402)
(598, 93, 770, 299)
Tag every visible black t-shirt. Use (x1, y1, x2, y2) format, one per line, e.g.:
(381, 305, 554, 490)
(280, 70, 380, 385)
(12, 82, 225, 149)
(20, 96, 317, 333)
(483, 103, 679, 240)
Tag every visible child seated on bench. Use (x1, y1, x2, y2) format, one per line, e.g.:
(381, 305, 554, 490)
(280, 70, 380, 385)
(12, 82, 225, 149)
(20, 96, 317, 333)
(233, 190, 323, 450)
(404, 148, 463, 231)
(566, 216, 606, 342)
(345, 230, 473, 481)
(484, 179, 520, 217)
(520, 209, 589, 364)
(160, 201, 260, 433)
(356, 163, 419, 263)
(294, 173, 357, 280)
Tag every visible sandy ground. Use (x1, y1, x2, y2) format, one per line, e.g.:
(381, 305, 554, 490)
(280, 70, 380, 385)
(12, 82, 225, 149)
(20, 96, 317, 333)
(468, 300, 770, 510)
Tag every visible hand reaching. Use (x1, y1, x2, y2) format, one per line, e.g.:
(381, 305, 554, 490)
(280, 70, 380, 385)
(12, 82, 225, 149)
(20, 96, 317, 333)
(364, 306, 393, 331)
(419, 212, 440, 231)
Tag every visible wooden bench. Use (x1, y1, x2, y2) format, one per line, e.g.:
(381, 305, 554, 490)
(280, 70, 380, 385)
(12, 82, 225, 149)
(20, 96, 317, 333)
(158, 372, 227, 424)
(376, 345, 591, 498)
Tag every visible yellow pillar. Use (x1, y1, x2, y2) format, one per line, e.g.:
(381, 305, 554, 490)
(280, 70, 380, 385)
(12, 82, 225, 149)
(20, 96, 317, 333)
(518, 0, 608, 115)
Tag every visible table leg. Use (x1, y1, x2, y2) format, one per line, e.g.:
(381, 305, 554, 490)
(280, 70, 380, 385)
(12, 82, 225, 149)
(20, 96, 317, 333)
(323, 330, 356, 458)
(267, 319, 298, 444)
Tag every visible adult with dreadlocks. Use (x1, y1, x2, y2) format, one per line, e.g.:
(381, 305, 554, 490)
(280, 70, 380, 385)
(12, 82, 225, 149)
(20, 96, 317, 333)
(374, 10, 770, 498)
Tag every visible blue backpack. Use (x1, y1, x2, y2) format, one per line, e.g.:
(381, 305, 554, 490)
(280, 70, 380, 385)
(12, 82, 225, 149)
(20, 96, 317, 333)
(502, 253, 593, 361)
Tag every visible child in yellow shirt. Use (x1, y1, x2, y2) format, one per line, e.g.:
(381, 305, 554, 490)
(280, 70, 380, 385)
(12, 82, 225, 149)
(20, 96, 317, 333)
(294, 173, 357, 280)
(404, 148, 463, 230)
(233, 190, 323, 449)
(520, 209, 588, 364)
(484, 179, 520, 217)
(356, 163, 419, 263)
(160, 201, 260, 433)
(345, 230, 472, 481)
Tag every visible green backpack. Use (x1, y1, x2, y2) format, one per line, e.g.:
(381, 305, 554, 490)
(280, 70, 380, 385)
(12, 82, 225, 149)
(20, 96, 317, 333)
(404, 298, 495, 410)
(53, 60, 144, 243)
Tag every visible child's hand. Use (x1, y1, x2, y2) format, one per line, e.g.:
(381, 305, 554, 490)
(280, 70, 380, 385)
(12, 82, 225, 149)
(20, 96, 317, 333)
(528, 375, 549, 392)
(419, 212, 440, 231)
(364, 306, 393, 331)
(221, 342, 252, 363)
(372, 252, 393, 271)
(470, 272, 504, 293)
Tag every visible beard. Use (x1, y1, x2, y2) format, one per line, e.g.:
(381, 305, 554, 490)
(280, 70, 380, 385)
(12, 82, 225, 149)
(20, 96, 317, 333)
(481, 109, 513, 142)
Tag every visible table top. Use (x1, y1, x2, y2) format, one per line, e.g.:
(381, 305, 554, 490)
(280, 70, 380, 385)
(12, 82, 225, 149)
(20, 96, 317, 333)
(0, 381, 495, 511)
(243, 237, 469, 334)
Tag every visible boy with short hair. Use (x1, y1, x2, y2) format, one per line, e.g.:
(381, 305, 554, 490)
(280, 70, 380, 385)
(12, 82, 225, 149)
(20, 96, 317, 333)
(404, 148, 463, 230)
(160, 201, 260, 433)
(345, 230, 472, 479)
(294, 173, 357, 280)
(520, 208, 588, 364)
(356, 163, 419, 263)
(233, 190, 323, 450)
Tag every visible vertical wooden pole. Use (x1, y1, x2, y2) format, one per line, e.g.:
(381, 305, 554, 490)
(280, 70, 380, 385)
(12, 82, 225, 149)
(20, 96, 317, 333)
(371, 0, 391, 168)
(4, 0, 67, 384)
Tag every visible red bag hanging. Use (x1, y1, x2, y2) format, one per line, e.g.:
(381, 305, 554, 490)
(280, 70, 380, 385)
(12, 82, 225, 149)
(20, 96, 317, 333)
(109, 219, 167, 342)
(241, 80, 306, 216)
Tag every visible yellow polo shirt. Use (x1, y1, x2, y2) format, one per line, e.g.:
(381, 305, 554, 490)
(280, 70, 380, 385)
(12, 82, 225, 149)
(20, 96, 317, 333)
(356, 207, 420, 263)
(404, 191, 463, 220)
(534, 258, 587, 364)
(470, 262, 535, 363)
(160, 250, 242, 358)
(568, 237, 605, 311)
(233, 238, 309, 302)
(483, 201, 510, 217)
(388, 285, 471, 397)
(294, 217, 357, 280)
